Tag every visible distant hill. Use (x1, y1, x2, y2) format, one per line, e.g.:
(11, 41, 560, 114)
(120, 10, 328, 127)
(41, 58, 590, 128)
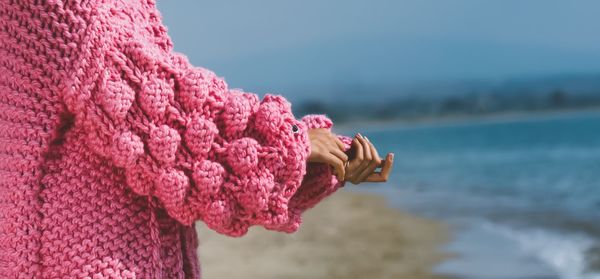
(293, 74, 600, 123)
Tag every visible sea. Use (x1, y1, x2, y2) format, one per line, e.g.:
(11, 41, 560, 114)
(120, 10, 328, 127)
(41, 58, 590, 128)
(338, 110, 600, 279)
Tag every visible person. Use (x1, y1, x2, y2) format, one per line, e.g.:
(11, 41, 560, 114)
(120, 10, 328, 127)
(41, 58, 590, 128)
(0, 0, 394, 278)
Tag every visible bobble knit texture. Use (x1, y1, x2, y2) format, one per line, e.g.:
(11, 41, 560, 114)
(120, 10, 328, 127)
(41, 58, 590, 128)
(0, 1, 352, 278)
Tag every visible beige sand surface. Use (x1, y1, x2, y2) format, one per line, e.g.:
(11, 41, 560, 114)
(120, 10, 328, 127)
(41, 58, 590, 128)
(195, 190, 451, 279)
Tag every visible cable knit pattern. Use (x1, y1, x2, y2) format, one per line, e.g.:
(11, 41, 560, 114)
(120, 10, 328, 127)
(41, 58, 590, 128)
(0, 0, 351, 278)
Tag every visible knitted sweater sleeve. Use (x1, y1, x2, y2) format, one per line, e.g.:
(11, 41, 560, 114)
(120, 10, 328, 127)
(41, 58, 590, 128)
(59, 1, 351, 236)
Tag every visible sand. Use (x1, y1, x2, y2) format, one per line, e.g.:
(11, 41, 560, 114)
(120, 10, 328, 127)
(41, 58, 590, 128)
(195, 190, 451, 279)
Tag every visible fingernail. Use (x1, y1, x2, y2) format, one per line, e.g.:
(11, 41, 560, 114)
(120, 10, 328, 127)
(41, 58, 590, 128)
(365, 136, 370, 142)
(390, 153, 395, 160)
(357, 133, 363, 138)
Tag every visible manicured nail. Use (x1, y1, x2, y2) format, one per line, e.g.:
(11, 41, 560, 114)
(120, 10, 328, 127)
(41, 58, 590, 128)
(390, 153, 394, 160)
(357, 133, 363, 138)
(364, 136, 370, 142)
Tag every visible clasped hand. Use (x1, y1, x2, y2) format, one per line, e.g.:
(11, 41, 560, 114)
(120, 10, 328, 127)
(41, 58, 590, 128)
(307, 128, 394, 185)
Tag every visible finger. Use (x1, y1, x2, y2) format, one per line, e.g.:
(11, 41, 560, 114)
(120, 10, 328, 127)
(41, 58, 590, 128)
(329, 147, 349, 162)
(365, 153, 394, 182)
(348, 135, 370, 182)
(323, 153, 345, 181)
(355, 134, 372, 174)
(365, 136, 382, 166)
(355, 138, 381, 182)
(344, 138, 363, 183)
(348, 137, 363, 167)
(334, 136, 346, 151)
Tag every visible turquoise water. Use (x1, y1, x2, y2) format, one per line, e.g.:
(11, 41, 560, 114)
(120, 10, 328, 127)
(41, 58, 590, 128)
(340, 111, 600, 279)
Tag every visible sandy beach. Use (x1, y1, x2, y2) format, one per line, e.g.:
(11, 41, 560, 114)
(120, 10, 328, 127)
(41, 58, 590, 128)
(195, 190, 451, 279)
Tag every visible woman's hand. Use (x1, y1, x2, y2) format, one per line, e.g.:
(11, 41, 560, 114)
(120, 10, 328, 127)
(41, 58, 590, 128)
(345, 133, 394, 185)
(307, 128, 349, 181)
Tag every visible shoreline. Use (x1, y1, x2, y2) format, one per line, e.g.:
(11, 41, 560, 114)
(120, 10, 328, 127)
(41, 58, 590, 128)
(195, 190, 452, 279)
(333, 107, 600, 133)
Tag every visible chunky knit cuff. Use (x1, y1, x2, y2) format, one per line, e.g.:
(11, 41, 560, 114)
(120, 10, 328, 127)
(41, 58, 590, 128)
(60, 2, 347, 237)
(261, 114, 353, 233)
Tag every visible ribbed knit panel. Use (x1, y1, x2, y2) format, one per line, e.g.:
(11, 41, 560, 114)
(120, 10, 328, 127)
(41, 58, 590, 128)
(0, 1, 67, 277)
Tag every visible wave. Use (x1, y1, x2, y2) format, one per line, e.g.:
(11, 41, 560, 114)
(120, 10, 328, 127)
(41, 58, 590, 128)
(481, 222, 600, 279)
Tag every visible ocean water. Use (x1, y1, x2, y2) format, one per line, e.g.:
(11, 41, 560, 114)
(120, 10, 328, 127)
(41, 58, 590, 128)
(339, 111, 600, 279)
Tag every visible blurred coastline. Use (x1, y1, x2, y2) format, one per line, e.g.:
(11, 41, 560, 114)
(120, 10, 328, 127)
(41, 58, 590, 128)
(293, 74, 600, 126)
(341, 110, 600, 279)
(334, 106, 600, 134)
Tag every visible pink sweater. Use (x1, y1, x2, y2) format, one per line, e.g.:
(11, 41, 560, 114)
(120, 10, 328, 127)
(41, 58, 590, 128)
(0, 1, 352, 278)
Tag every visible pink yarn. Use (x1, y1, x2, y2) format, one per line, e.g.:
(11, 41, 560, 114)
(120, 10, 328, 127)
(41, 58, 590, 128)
(0, 0, 352, 278)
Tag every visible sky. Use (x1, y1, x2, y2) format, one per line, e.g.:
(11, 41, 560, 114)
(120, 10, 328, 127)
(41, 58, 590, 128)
(157, 0, 600, 101)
